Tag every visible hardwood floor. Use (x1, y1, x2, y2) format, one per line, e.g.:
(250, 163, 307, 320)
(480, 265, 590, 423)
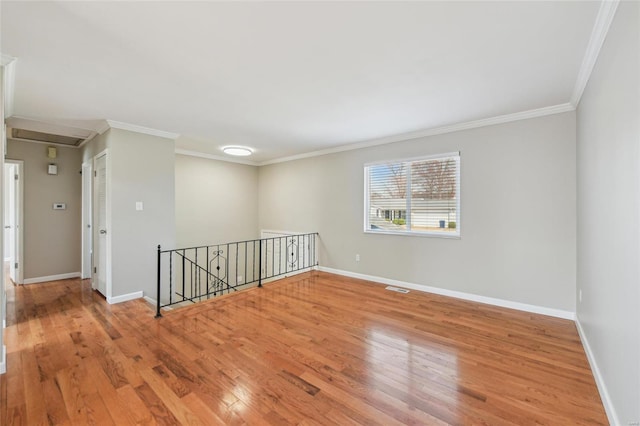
(1, 271, 607, 425)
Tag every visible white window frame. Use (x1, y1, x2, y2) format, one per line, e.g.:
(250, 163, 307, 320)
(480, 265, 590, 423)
(364, 152, 461, 238)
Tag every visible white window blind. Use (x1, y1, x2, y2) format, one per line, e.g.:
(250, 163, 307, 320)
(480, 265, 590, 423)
(364, 152, 460, 237)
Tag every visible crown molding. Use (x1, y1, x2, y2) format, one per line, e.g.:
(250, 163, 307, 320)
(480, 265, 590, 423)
(259, 102, 575, 166)
(0, 53, 16, 66)
(570, 0, 620, 107)
(175, 148, 259, 166)
(96, 120, 111, 135)
(1, 54, 17, 118)
(106, 120, 179, 140)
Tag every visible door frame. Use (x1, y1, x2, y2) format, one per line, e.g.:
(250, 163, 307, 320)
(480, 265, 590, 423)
(81, 160, 92, 279)
(4, 159, 23, 285)
(92, 149, 111, 297)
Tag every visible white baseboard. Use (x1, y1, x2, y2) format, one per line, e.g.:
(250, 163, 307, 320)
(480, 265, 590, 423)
(318, 267, 576, 320)
(107, 291, 143, 304)
(143, 295, 157, 306)
(23, 272, 81, 285)
(575, 318, 618, 426)
(0, 344, 6, 375)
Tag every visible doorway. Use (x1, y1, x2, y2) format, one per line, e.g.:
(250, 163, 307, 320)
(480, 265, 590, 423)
(4, 160, 23, 285)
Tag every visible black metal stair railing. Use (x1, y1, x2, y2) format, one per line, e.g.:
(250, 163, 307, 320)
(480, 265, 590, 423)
(155, 232, 319, 317)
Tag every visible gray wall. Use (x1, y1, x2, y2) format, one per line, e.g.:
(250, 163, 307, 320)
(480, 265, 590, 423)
(7, 140, 82, 279)
(109, 128, 176, 298)
(175, 155, 259, 247)
(82, 128, 176, 299)
(259, 112, 577, 312)
(576, 2, 640, 424)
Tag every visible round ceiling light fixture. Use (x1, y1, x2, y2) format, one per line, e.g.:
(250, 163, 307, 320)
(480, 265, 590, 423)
(222, 146, 253, 157)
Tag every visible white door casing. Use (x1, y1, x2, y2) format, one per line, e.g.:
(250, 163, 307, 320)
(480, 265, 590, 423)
(93, 152, 108, 296)
(81, 161, 92, 279)
(5, 160, 23, 285)
(3, 165, 12, 261)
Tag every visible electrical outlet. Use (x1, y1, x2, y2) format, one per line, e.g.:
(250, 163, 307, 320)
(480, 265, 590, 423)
(579, 289, 582, 303)
(355, 254, 360, 262)
(237, 275, 243, 283)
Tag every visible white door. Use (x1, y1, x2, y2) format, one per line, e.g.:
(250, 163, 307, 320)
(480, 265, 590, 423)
(3, 165, 12, 261)
(94, 153, 107, 295)
(4, 161, 22, 285)
(81, 162, 92, 279)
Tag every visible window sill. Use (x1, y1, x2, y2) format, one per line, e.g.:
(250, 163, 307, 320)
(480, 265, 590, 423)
(364, 229, 461, 239)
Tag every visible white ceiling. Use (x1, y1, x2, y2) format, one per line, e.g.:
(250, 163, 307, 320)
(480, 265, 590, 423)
(1, 1, 601, 163)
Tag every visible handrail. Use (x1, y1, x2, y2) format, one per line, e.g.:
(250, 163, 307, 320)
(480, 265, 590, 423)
(158, 234, 316, 254)
(155, 232, 319, 317)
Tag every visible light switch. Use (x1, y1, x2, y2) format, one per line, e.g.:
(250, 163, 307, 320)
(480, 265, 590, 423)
(53, 203, 66, 210)
(136, 201, 143, 211)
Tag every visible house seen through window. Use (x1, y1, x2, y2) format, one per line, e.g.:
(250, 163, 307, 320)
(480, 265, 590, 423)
(364, 152, 460, 237)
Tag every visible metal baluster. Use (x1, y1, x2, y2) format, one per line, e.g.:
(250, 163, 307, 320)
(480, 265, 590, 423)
(156, 245, 162, 318)
(195, 247, 199, 301)
(179, 250, 183, 301)
(258, 239, 262, 287)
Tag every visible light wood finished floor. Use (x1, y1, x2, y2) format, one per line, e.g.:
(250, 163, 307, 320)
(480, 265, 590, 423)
(1, 271, 607, 425)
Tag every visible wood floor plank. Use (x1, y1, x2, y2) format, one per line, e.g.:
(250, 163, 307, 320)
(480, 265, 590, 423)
(1, 271, 608, 425)
(20, 349, 48, 426)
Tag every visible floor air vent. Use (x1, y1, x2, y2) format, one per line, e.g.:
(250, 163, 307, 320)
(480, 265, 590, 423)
(385, 286, 410, 294)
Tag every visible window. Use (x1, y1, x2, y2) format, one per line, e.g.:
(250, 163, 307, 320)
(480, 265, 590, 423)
(364, 152, 460, 237)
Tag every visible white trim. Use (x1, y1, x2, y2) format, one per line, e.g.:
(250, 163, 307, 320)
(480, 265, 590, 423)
(76, 133, 97, 149)
(7, 137, 82, 149)
(23, 272, 81, 285)
(259, 103, 574, 166)
(175, 149, 259, 166)
(363, 229, 461, 239)
(81, 161, 93, 279)
(96, 120, 110, 135)
(575, 318, 619, 426)
(0, 344, 6, 375)
(8, 115, 102, 134)
(143, 295, 157, 306)
(93, 149, 112, 298)
(106, 120, 179, 140)
(5, 159, 24, 285)
(261, 229, 313, 237)
(570, 1, 620, 107)
(107, 291, 143, 305)
(364, 151, 460, 167)
(77, 120, 109, 149)
(318, 266, 576, 320)
(1, 54, 16, 118)
(0, 54, 16, 67)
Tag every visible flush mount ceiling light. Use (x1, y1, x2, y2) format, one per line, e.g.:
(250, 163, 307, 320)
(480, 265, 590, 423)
(222, 146, 253, 157)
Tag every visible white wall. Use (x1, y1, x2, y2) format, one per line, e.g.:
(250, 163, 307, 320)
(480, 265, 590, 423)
(259, 112, 577, 312)
(175, 154, 259, 248)
(7, 140, 82, 279)
(576, 2, 640, 424)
